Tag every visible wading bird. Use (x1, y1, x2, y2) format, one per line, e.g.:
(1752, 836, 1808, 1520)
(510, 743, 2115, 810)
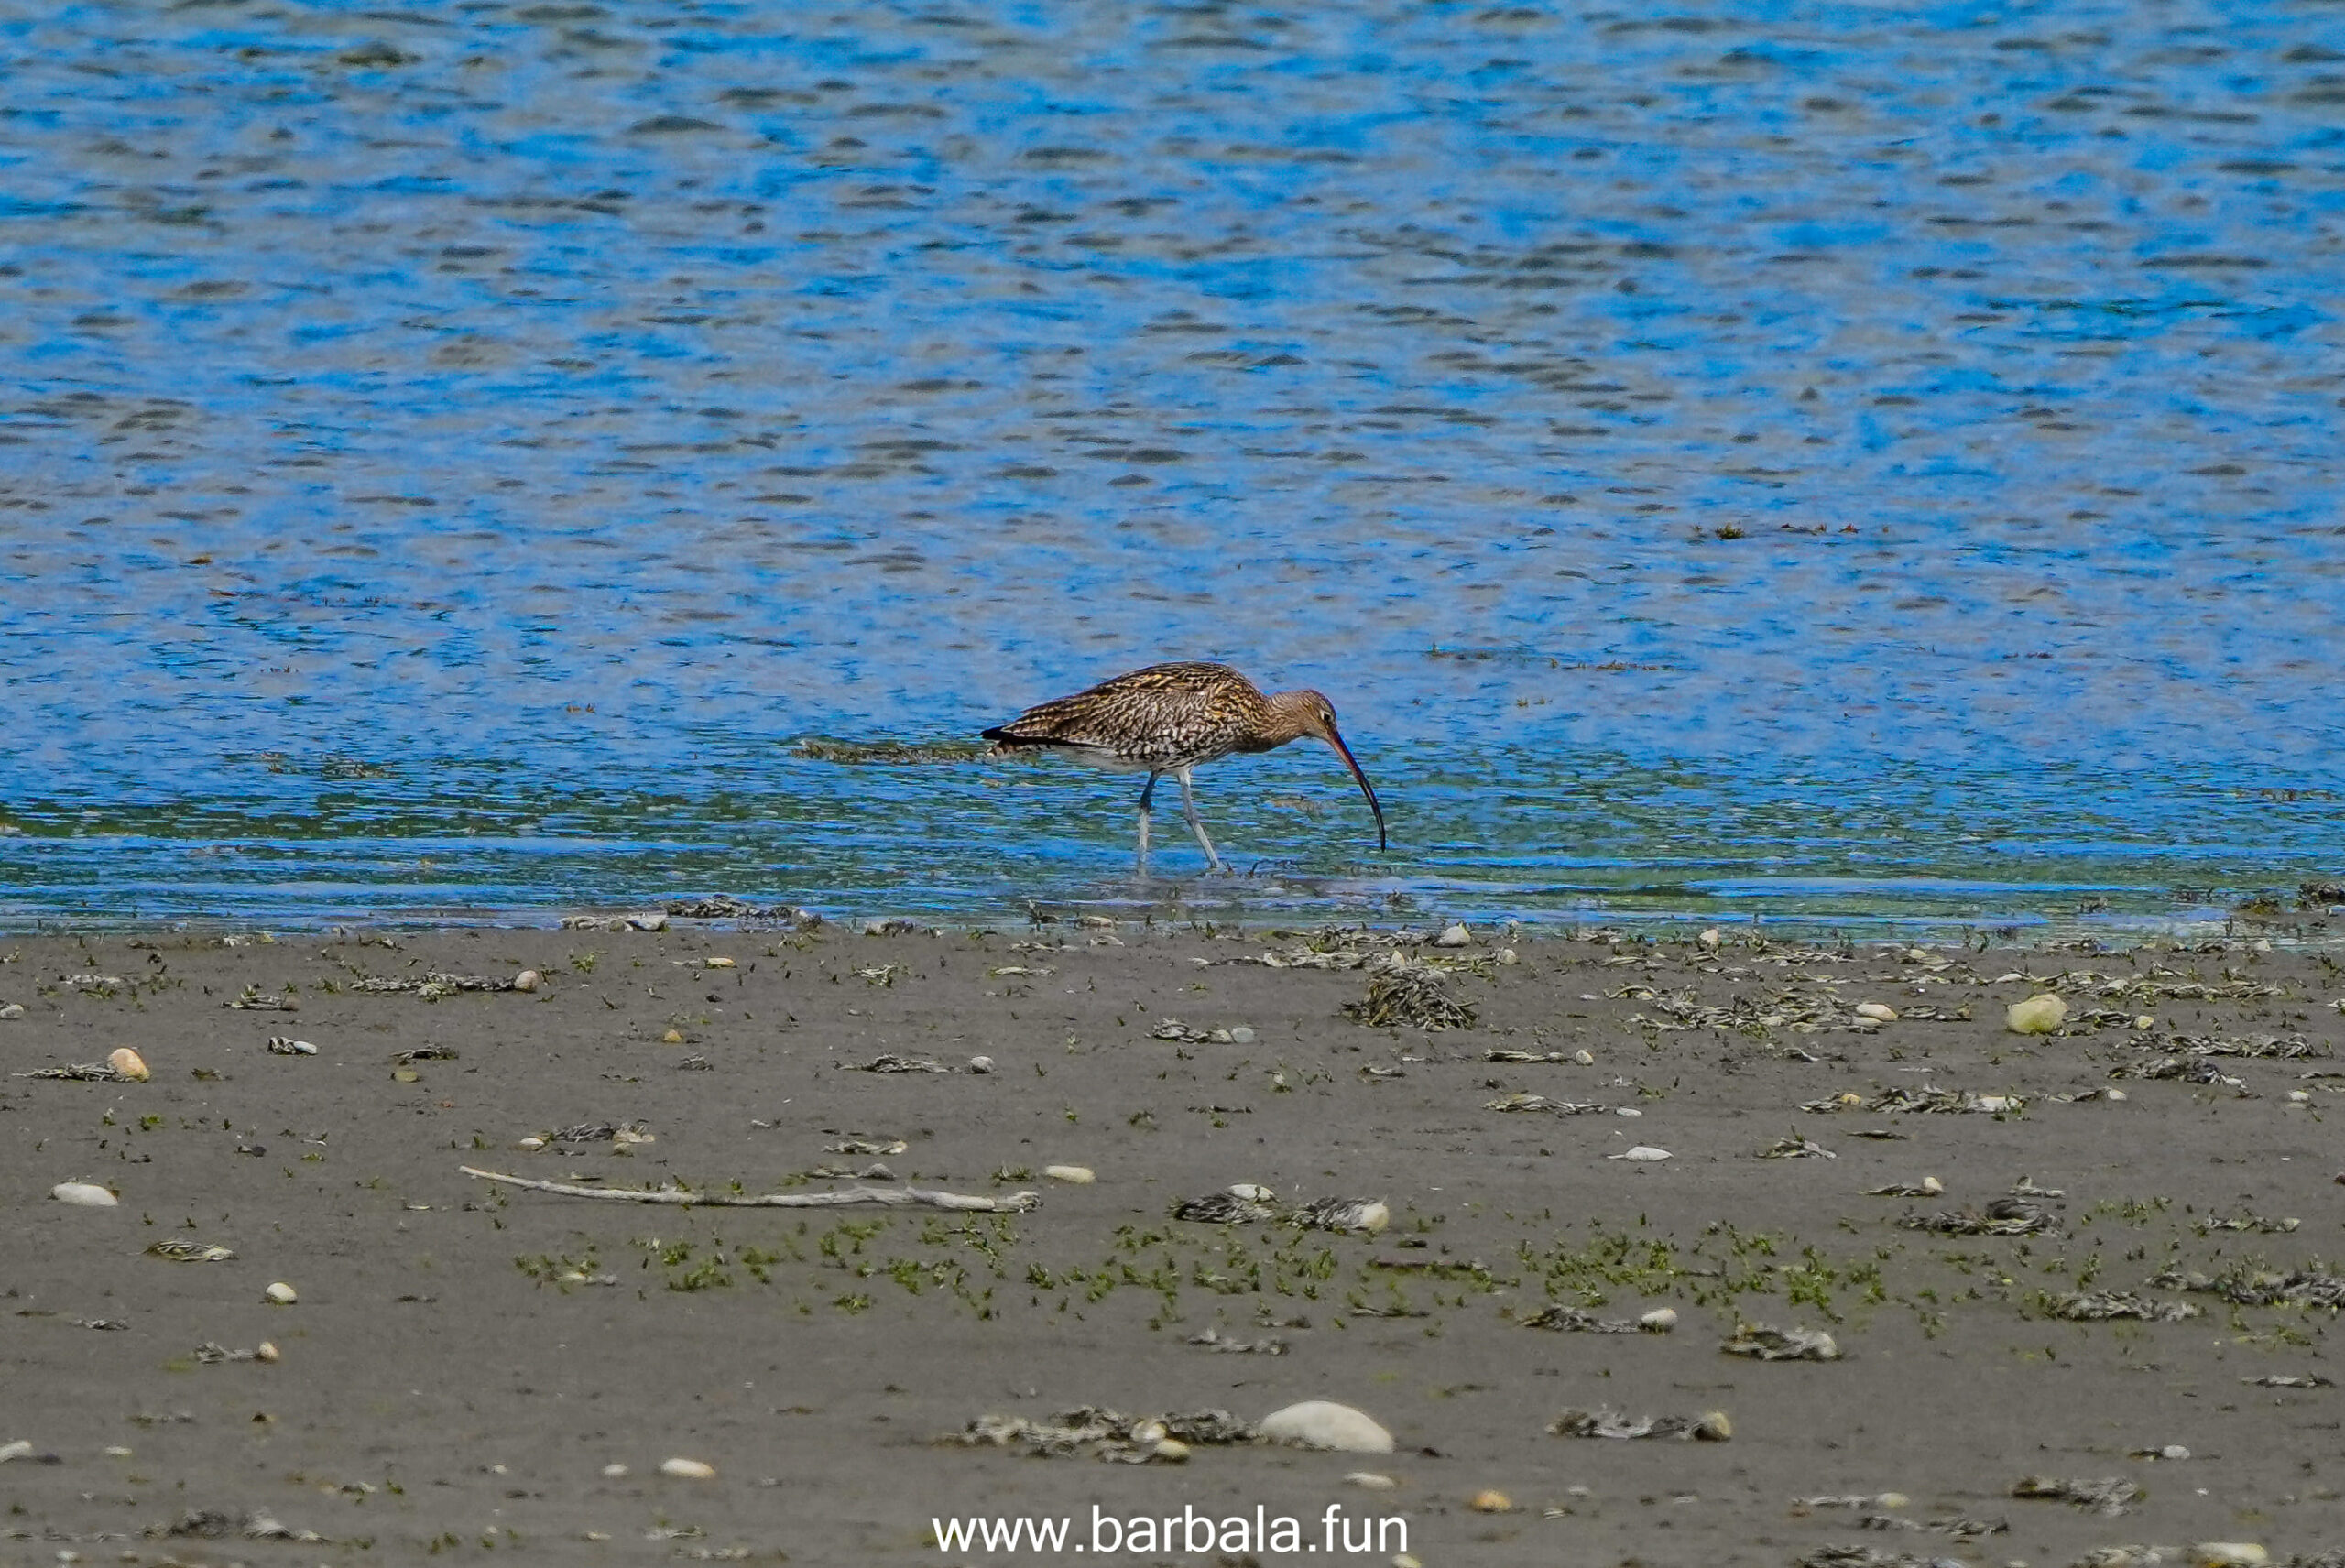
(982, 661, 1386, 874)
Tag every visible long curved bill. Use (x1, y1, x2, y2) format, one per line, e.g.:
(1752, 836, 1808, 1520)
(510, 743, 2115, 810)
(1324, 725, 1387, 852)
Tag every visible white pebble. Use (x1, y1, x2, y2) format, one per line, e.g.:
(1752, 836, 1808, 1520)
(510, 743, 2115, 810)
(1432, 923, 1472, 948)
(50, 1182, 117, 1208)
(601, 1462, 629, 1478)
(1259, 1400, 1393, 1453)
(1639, 1307, 1677, 1332)
(1614, 1106, 1642, 1117)
(1227, 1026, 1256, 1043)
(2104, 1088, 2128, 1102)
(2004, 994, 2067, 1034)
(1609, 1146, 1673, 1161)
(1227, 1183, 1277, 1202)
(1697, 927, 1721, 949)
(627, 912, 670, 931)
(659, 1457, 715, 1479)
(1043, 1165, 1095, 1184)
(1130, 1419, 1168, 1444)
(108, 1047, 149, 1082)
(256, 1342, 278, 1363)
(0, 1003, 24, 1019)
(0, 1441, 32, 1464)
(1496, 948, 1518, 965)
(2133, 1014, 2155, 1030)
(966, 1055, 996, 1074)
(2285, 1090, 2311, 1104)
(265, 1282, 298, 1305)
(516, 1136, 546, 1152)
(704, 956, 736, 969)
(1151, 1438, 1190, 1462)
(513, 969, 540, 993)
(1347, 1471, 1397, 1489)
(2162, 1444, 2191, 1460)
(1921, 1176, 1946, 1194)
(2192, 1546, 2267, 1568)
(1854, 1002, 1899, 1023)
(1573, 1049, 1594, 1065)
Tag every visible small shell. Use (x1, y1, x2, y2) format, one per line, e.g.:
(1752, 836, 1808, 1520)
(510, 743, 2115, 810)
(1043, 1165, 1095, 1184)
(1609, 1146, 1672, 1162)
(2104, 1088, 2127, 1102)
(1615, 1106, 1642, 1117)
(50, 1181, 117, 1208)
(1130, 1420, 1168, 1444)
(1495, 948, 1518, 965)
(108, 1047, 149, 1082)
(1227, 1025, 1257, 1043)
(658, 1457, 715, 1479)
(1695, 1410, 1732, 1441)
(660, 1029, 685, 1045)
(1347, 1471, 1397, 1490)
(516, 1136, 546, 1152)
(0, 1003, 24, 1019)
(704, 956, 736, 969)
(1854, 1002, 1898, 1023)
(1639, 1307, 1678, 1333)
(1469, 1489, 1511, 1512)
(1921, 1176, 1945, 1194)
(1573, 1049, 1595, 1065)
(513, 969, 541, 993)
(1151, 1438, 1191, 1462)
(601, 1462, 629, 1478)
(966, 1055, 996, 1074)
(1432, 923, 1472, 947)
(264, 1282, 298, 1305)
(2005, 994, 2067, 1034)
(2132, 1014, 2154, 1030)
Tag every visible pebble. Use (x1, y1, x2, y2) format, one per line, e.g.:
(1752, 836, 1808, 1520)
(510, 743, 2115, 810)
(2132, 1014, 2154, 1029)
(1854, 1002, 1899, 1022)
(704, 955, 736, 969)
(256, 1342, 278, 1363)
(2105, 1088, 2128, 1101)
(1228, 1183, 1277, 1202)
(50, 1182, 117, 1208)
(1469, 1488, 1511, 1512)
(2285, 1090, 2310, 1104)
(966, 1055, 996, 1073)
(1432, 923, 1472, 947)
(0, 1002, 23, 1019)
(1043, 1165, 1095, 1184)
(0, 1441, 33, 1464)
(1573, 1049, 1595, 1065)
(1640, 1307, 1678, 1332)
(1615, 1106, 1642, 1117)
(108, 1047, 149, 1083)
(1131, 1420, 1167, 1443)
(2192, 1546, 2267, 1568)
(1609, 1146, 1672, 1161)
(1876, 1492, 1909, 1508)
(1698, 928, 1721, 949)
(1496, 948, 1518, 965)
(2005, 994, 2067, 1034)
(2161, 1444, 2191, 1460)
(1696, 1411, 1732, 1441)
(1347, 1472, 1397, 1490)
(517, 1136, 546, 1152)
(1227, 1025, 1256, 1044)
(601, 1462, 628, 1478)
(264, 1282, 298, 1305)
(627, 912, 670, 931)
(1260, 1400, 1394, 1454)
(513, 969, 541, 993)
(660, 1029, 685, 1044)
(1921, 1176, 1946, 1194)
(659, 1457, 715, 1479)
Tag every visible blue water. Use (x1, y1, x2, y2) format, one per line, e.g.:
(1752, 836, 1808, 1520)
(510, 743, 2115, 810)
(1, 1, 2339, 932)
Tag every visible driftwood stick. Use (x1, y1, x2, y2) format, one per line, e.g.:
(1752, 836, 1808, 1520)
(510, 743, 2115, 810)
(460, 1167, 1041, 1213)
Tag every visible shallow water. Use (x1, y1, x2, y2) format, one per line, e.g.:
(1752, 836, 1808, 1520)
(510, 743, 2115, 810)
(1, 1, 2339, 932)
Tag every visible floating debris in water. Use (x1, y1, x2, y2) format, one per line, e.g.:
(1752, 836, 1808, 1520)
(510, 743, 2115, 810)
(1760, 1131, 1838, 1159)
(546, 1119, 653, 1145)
(1901, 1198, 2056, 1236)
(1343, 961, 1476, 1031)
(950, 1407, 1255, 1461)
(147, 1240, 237, 1263)
(1487, 1093, 1606, 1115)
(2010, 1475, 2139, 1515)
(1549, 1407, 1730, 1442)
(1722, 1323, 1840, 1361)
(1863, 1178, 1944, 1197)
(2039, 1292, 2199, 1323)
(1520, 1304, 1642, 1334)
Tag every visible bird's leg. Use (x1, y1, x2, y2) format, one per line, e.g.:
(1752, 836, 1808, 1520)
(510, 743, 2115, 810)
(1175, 767, 1228, 874)
(1135, 770, 1161, 875)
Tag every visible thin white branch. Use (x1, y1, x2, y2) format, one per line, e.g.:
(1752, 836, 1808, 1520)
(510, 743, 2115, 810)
(459, 1167, 1040, 1213)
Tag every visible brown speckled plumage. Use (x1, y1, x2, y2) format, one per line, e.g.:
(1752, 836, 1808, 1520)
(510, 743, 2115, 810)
(984, 661, 1386, 871)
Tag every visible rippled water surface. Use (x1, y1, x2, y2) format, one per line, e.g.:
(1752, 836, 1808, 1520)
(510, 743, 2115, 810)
(2, 0, 2340, 932)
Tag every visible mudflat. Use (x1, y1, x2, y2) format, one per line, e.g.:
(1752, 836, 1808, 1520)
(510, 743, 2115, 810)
(5, 921, 2340, 1567)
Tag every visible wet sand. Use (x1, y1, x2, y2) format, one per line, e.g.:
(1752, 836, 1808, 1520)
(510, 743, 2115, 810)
(5, 921, 2340, 1566)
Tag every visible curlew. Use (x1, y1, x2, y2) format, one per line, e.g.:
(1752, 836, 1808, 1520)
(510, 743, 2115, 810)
(982, 661, 1386, 874)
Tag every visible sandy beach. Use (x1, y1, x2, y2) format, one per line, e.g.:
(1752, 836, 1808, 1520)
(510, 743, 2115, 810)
(5, 919, 2340, 1566)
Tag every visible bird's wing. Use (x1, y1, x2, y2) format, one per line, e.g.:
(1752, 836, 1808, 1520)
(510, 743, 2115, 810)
(987, 662, 1256, 763)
